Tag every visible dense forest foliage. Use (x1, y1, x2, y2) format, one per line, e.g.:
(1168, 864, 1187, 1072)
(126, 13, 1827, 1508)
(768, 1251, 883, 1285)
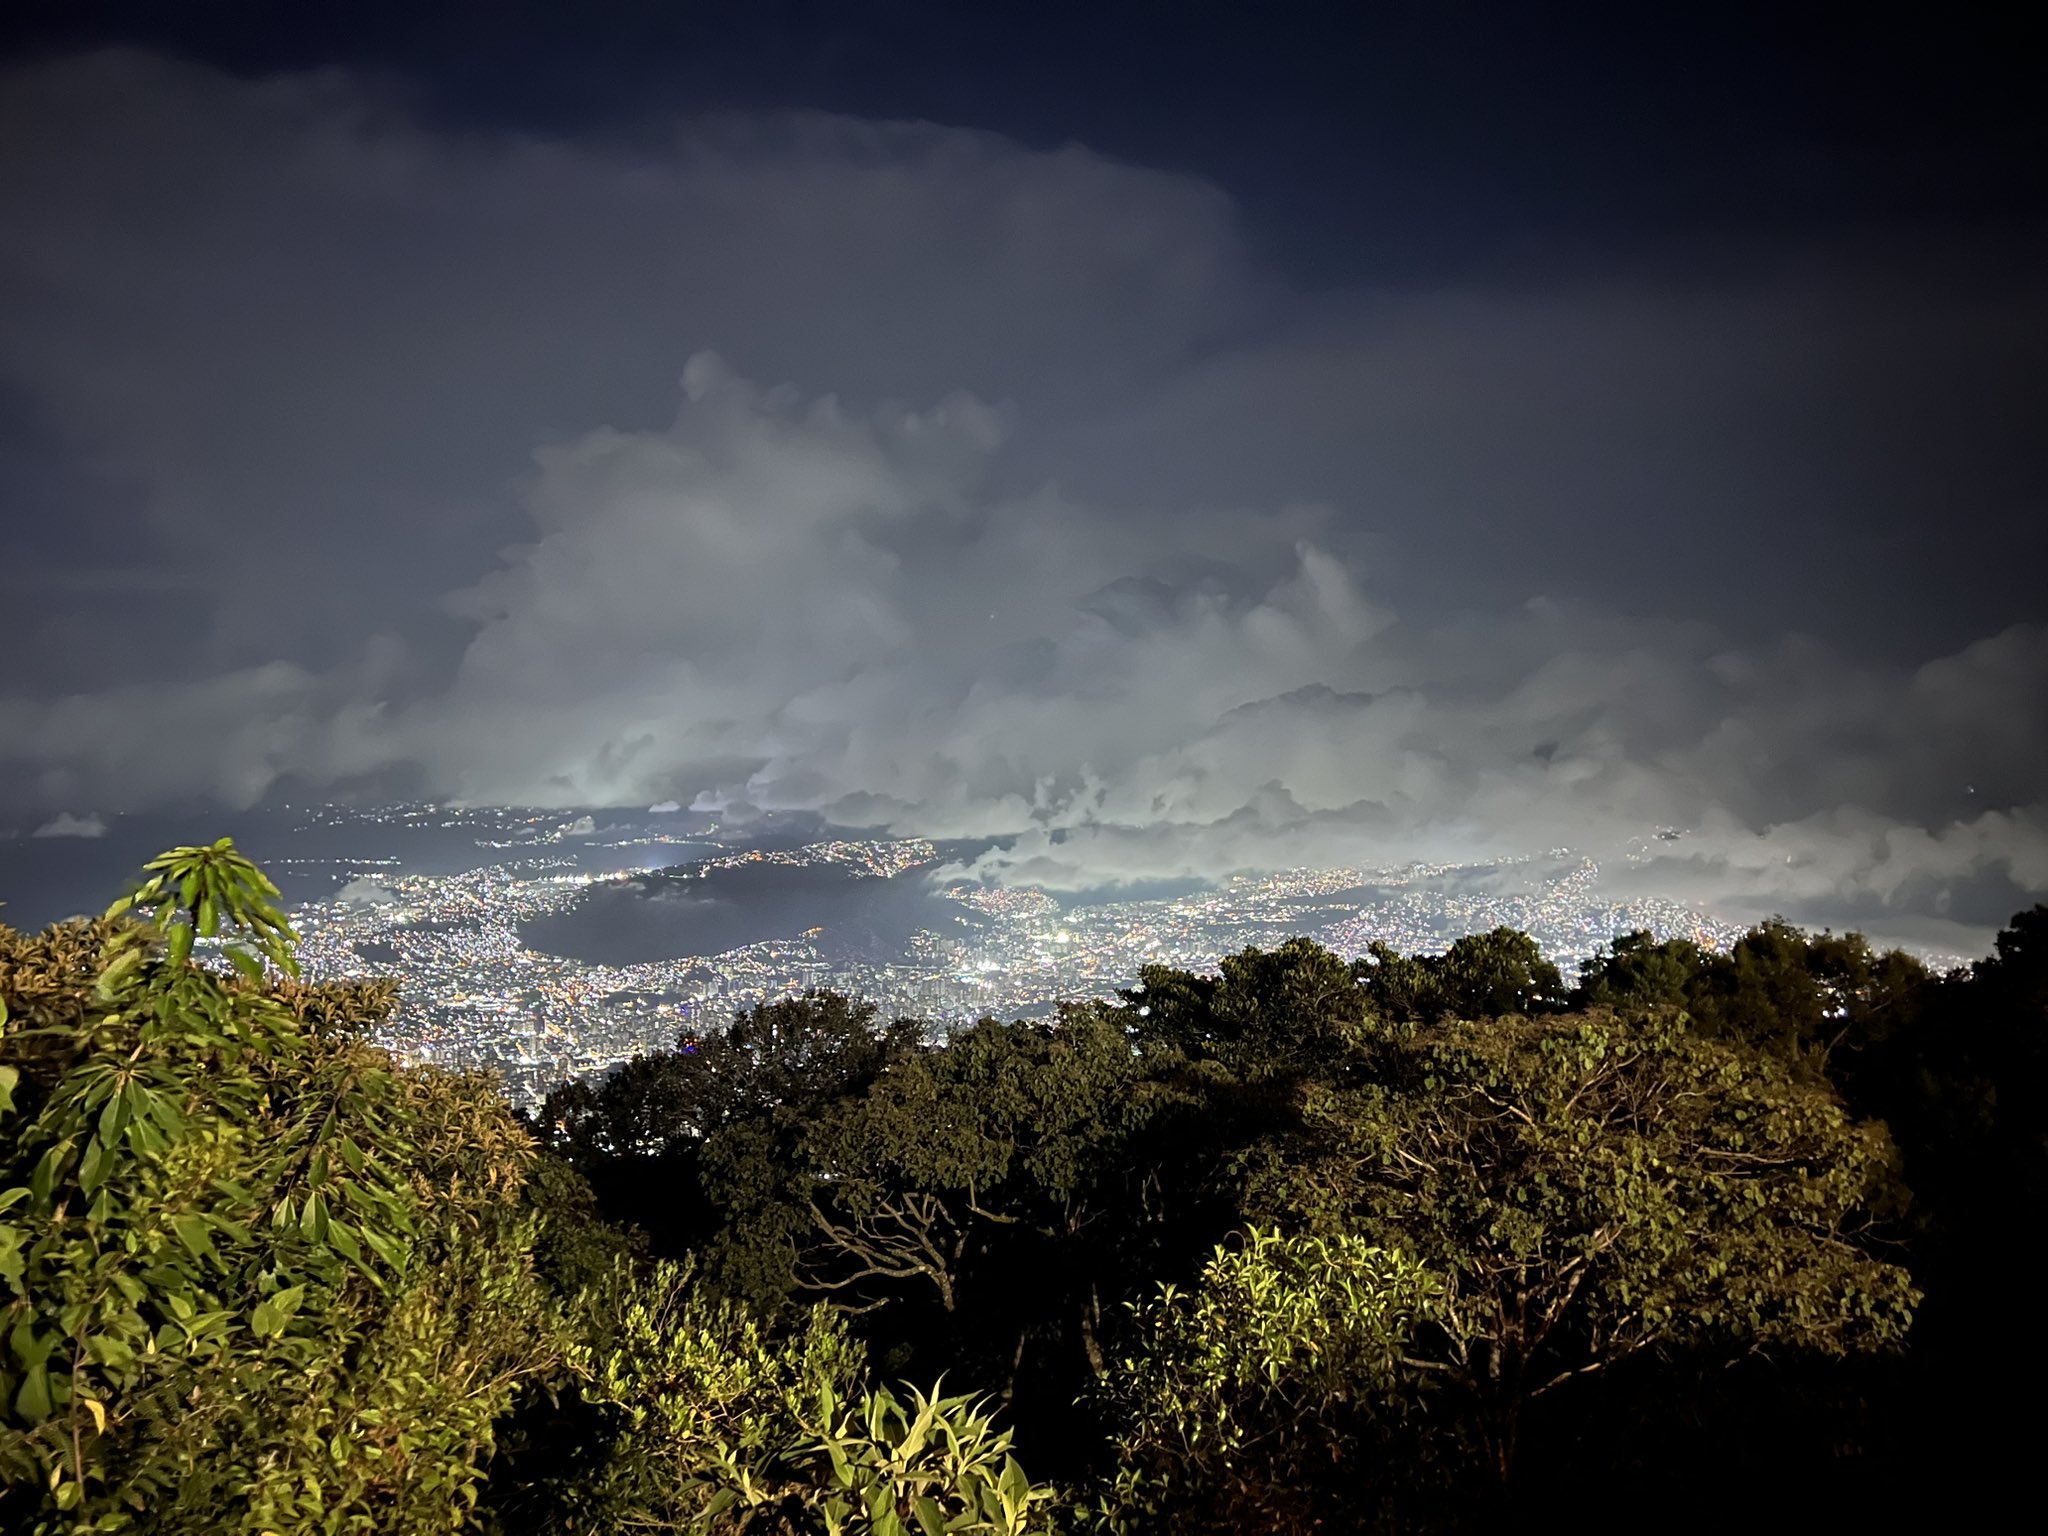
(3, 843, 2042, 1531)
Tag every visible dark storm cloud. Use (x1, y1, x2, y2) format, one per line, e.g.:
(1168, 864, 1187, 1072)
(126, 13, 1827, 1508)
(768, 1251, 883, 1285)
(1, 50, 2043, 955)
(0, 51, 1260, 677)
(1029, 264, 2048, 658)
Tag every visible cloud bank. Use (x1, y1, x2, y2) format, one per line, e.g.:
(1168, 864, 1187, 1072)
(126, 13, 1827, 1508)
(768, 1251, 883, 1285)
(30, 812, 107, 840)
(1, 51, 2043, 954)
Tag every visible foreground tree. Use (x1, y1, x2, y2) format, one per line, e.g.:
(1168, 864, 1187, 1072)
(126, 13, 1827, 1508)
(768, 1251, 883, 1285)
(0, 843, 559, 1532)
(4, 845, 1063, 1535)
(790, 1013, 1190, 1341)
(500, 1251, 1059, 1534)
(1247, 999, 1919, 1481)
(540, 992, 923, 1296)
(1087, 1228, 1444, 1534)
(1358, 927, 1567, 1024)
(1574, 920, 1935, 1073)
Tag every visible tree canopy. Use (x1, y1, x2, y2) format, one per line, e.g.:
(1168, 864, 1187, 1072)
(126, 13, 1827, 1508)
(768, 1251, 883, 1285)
(7, 842, 2043, 1530)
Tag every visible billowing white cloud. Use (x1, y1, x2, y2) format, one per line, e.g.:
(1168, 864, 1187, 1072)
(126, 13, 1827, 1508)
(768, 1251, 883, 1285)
(0, 49, 1261, 681)
(10, 358, 2042, 953)
(31, 812, 106, 839)
(0, 51, 2043, 955)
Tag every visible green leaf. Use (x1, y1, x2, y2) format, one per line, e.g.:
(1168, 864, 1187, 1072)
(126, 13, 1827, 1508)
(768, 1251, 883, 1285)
(703, 1489, 738, 1520)
(358, 1225, 409, 1271)
(95, 948, 143, 1000)
(97, 1089, 127, 1147)
(146, 1092, 188, 1138)
(13, 1362, 52, 1421)
(86, 1333, 137, 1372)
(170, 1215, 218, 1264)
(824, 1438, 853, 1487)
(78, 1136, 110, 1195)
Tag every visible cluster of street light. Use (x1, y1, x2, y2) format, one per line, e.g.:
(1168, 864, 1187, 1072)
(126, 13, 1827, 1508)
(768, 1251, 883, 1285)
(287, 817, 1745, 1109)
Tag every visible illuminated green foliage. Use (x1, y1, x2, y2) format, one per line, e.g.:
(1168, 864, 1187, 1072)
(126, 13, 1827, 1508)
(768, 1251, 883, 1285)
(552, 1254, 861, 1528)
(1357, 926, 1566, 1023)
(1087, 1229, 1444, 1532)
(0, 844, 558, 1532)
(554, 1257, 1057, 1533)
(1250, 1004, 1918, 1480)
(8, 841, 2030, 1527)
(808, 1381, 1056, 1536)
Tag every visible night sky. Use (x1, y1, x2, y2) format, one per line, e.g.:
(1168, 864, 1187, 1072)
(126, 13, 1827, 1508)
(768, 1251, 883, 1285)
(1, 2, 2042, 951)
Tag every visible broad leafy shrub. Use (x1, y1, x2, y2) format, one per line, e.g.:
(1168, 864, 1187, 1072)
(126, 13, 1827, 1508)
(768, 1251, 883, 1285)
(1085, 1228, 1442, 1532)
(0, 842, 559, 1533)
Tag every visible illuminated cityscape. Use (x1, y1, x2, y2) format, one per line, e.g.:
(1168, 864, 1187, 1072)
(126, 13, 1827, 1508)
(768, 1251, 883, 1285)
(283, 807, 1749, 1107)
